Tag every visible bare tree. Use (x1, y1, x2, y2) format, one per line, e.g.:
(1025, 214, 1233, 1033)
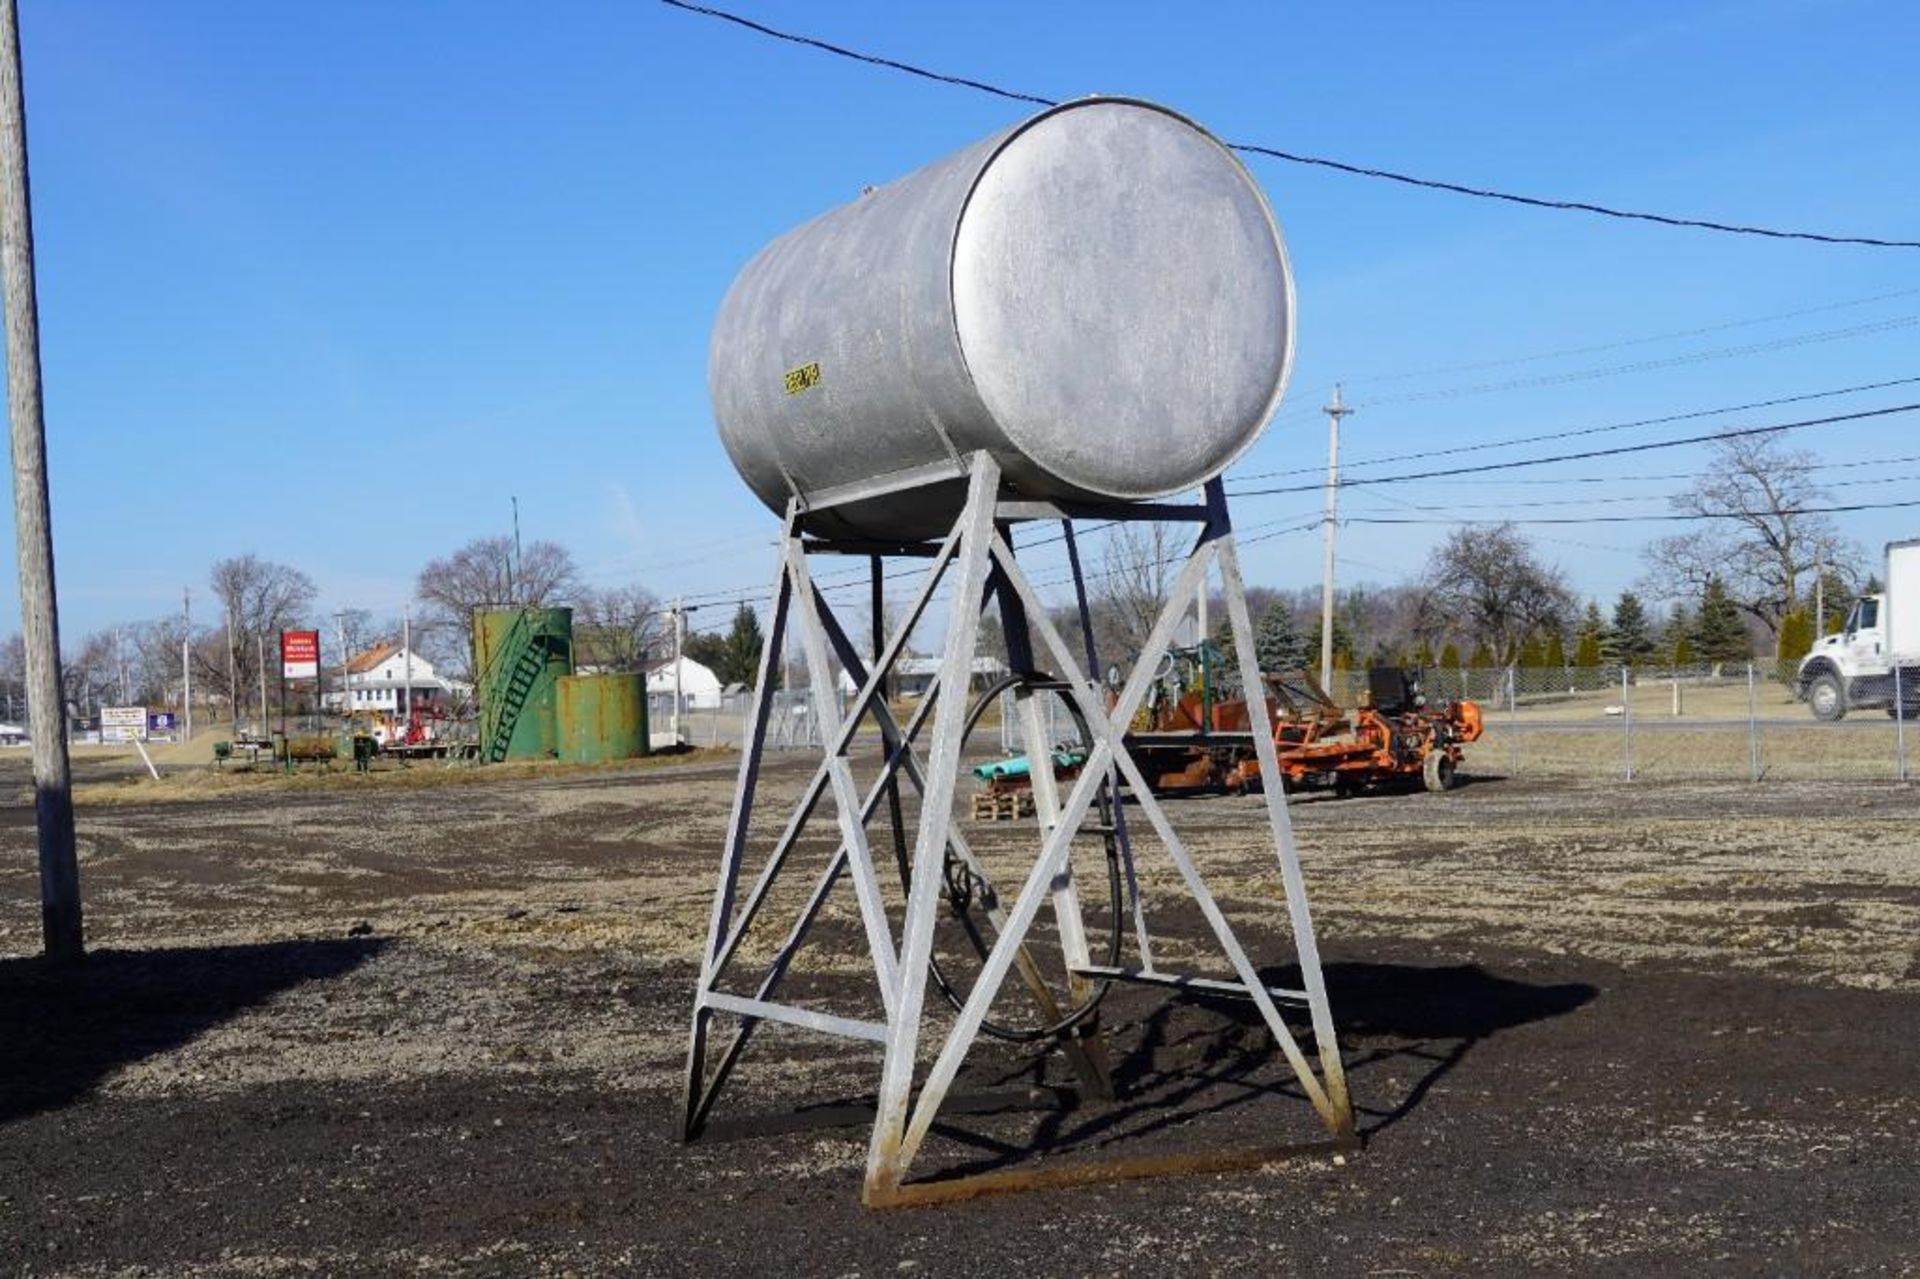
(206, 555, 318, 713)
(0, 631, 22, 720)
(574, 583, 662, 672)
(415, 536, 580, 677)
(62, 629, 124, 720)
(1419, 523, 1574, 664)
(125, 616, 187, 705)
(1643, 435, 1853, 635)
(332, 607, 376, 661)
(1096, 520, 1180, 663)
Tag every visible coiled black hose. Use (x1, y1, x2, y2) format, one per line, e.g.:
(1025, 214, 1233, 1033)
(887, 671, 1123, 1043)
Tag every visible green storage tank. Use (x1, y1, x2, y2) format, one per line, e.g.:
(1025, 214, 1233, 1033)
(555, 673, 649, 764)
(474, 607, 574, 762)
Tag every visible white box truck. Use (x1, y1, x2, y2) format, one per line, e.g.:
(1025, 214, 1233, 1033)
(1796, 538, 1920, 720)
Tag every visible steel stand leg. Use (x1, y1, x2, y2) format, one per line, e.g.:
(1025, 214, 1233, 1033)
(865, 454, 1000, 1202)
(683, 509, 795, 1140)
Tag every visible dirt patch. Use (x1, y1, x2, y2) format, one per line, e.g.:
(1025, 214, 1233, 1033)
(2, 756, 1917, 1272)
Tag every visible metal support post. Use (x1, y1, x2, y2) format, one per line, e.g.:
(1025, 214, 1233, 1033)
(1896, 663, 1909, 784)
(1621, 666, 1634, 781)
(1745, 661, 1761, 782)
(683, 512, 795, 1140)
(867, 453, 999, 1199)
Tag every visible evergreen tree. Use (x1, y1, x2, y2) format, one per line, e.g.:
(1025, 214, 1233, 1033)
(1308, 611, 1354, 669)
(1573, 601, 1609, 667)
(1412, 638, 1435, 667)
(683, 631, 728, 674)
(718, 602, 766, 688)
(1812, 566, 1856, 635)
(1467, 642, 1494, 668)
(1544, 632, 1567, 668)
(1775, 608, 1815, 663)
(1254, 598, 1307, 673)
(1516, 633, 1546, 668)
(1573, 631, 1600, 668)
(1611, 591, 1656, 663)
(1438, 641, 1462, 669)
(1663, 604, 1694, 665)
(1210, 618, 1238, 677)
(1692, 575, 1751, 663)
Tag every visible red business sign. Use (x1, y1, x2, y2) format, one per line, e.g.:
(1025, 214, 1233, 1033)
(281, 629, 320, 680)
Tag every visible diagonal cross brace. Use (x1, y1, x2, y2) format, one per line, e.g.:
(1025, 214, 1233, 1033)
(698, 517, 964, 993)
(1001, 526, 1349, 1133)
(878, 525, 1217, 1177)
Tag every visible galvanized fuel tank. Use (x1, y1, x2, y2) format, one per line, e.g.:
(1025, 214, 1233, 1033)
(709, 97, 1294, 539)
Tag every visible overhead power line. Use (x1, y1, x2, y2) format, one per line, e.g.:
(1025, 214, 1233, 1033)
(1229, 401, 1920, 497)
(1251, 315, 1918, 440)
(1345, 286, 1920, 387)
(1351, 447, 1920, 487)
(661, 0, 1920, 250)
(1351, 315, 1919, 408)
(1347, 495, 1920, 527)
(1350, 470, 1920, 514)
(1234, 375, 1920, 481)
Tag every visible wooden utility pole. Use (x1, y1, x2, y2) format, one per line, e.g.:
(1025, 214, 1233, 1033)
(0, 0, 79, 961)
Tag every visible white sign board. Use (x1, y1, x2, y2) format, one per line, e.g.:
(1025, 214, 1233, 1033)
(101, 705, 147, 742)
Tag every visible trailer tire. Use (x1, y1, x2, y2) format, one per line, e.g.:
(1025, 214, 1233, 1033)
(1808, 672, 1847, 722)
(1422, 751, 1457, 793)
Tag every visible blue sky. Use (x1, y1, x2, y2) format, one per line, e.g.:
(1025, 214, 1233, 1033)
(4, 1, 1917, 645)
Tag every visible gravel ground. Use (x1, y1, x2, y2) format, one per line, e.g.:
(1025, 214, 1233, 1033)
(2, 751, 1917, 1275)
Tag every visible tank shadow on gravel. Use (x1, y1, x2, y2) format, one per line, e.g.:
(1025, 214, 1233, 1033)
(0, 938, 385, 1124)
(1306, 960, 1596, 1137)
(700, 960, 1595, 1182)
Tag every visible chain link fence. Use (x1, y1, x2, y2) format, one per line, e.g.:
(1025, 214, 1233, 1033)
(681, 662, 1915, 783)
(1322, 662, 1914, 784)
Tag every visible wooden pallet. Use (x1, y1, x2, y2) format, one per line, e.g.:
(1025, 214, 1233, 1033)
(970, 791, 1036, 822)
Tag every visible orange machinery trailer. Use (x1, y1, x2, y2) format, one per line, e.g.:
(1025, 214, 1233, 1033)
(1127, 665, 1482, 797)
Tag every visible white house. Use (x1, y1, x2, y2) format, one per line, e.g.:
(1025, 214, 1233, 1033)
(331, 643, 469, 716)
(646, 655, 724, 710)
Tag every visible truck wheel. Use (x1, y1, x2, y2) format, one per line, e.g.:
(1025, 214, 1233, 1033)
(1422, 751, 1457, 793)
(1808, 673, 1847, 722)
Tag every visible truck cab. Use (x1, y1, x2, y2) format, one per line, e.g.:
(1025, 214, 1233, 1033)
(1797, 594, 1892, 720)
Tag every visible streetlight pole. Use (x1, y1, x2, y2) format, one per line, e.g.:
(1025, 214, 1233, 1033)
(333, 610, 349, 720)
(1319, 385, 1353, 693)
(1814, 540, 1826, 637)
(182, 587, 192, 745)
(403, 607, 413, 725)
(224, 606, 238, 732)
(671, 601, 686, 745)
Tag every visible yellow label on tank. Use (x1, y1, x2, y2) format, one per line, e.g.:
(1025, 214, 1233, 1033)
(783, 362, 821, 395)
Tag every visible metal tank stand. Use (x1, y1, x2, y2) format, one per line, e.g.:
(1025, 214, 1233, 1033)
(683, 451, 1354, 1206)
